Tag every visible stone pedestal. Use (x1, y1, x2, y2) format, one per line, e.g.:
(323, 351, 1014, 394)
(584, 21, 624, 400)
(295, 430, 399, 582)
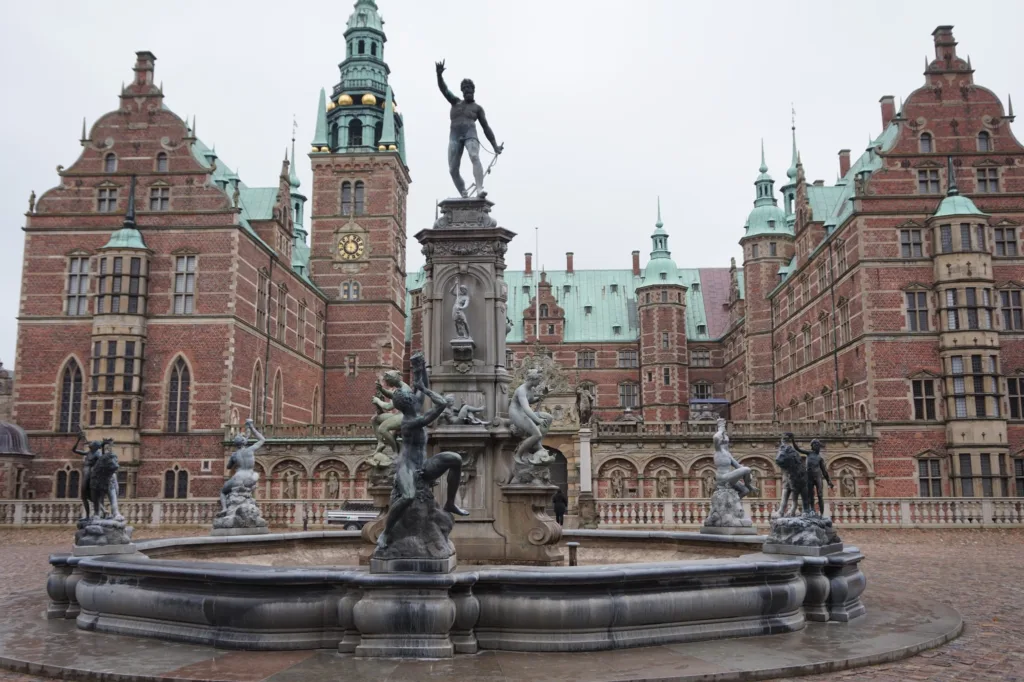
(763, 513, 843, 556)
(497, 485, 563, 565)
(74, 516, 134, 548)
(577, 491, 599, 529)
(45, 560, 72, 619)
(700, 487, 756, 535)
(359, 482, 392, 565)
(212, 488, 267, 535)
(370, 481, 456, 574)
(825, 549, 867, 621)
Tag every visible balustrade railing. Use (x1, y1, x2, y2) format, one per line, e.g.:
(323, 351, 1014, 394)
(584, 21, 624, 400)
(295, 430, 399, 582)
(222, 423, 375, 441)
(593, 420, 872, 439)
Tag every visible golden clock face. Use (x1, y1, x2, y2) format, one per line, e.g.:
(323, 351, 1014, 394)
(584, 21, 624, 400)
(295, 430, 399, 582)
(338, 234, 365, 260)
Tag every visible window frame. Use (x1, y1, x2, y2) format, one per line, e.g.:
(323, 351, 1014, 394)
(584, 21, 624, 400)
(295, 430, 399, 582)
(919, 132, 933, 153)
(156, 152, 169, 172)
(166, 357, 191, 433)
(617, 349, 638, 368)
(994, 227, 1017, 256)
(148, 186, 170, 211)
(918, 458, 942, 497)
(912, 378, 937, 420)
(172, 255, 196, 315)
(917, 168, 941, 194)
(576, 350, 596, 369)
(900, 229, 924, 258)
(906, 291, 929, 331)
(618, 382, 639, 408)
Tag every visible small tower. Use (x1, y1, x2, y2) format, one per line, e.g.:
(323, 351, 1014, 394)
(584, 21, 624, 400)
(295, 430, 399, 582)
(635, 200, 689, 422)
(780, 119, 800, 226)
(740, 143, 794, 420)
(288, 130, 310, 277)
(89, 177, 151, 492)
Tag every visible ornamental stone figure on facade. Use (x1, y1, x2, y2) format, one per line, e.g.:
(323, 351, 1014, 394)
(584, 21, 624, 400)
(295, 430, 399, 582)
(508, 369, 555, 485)
(213, 420, 269, 535)
(575, 383, 595, 426)
(450, 276, 471, 340)
(436, 60, 503, 198)
(326, 470, 341, 500)
(840, 469, 857, 498)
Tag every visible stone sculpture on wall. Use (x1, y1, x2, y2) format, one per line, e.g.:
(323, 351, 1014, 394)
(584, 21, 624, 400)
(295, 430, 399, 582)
(610, 470, 625, 498)
(450, 276, 472, 340)
(575, 383, 595, 426)
(656, 471, 670, 498)
(508, 369, 555, 485)
(326, 471, 341, 500)
(840, 469, 857, 498)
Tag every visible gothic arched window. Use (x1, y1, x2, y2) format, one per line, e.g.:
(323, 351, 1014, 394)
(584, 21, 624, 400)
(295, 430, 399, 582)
(978, 131, 992, 152)
(251, 363, 263, 423)
(166, 357, 191, 433)
(104, 153, 117, 173)
(272, 371, 283, 425)
(57, 361, 83, 433)
(348, 119, 363, 147)
(341, 181, 352, 216)
(163, 466, 188, 499)
(919, 133, 933, 153)
(354, 181, 365, 215)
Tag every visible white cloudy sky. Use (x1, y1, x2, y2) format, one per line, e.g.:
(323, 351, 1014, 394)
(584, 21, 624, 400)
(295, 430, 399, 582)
(1, 1, 1021, 367)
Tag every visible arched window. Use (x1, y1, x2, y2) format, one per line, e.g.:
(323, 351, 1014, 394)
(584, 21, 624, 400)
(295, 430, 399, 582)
(374, 121, 383, 146)
(163, 466, 188, 499)
(348, 118, 363, 147)
(166, 357, 191, 432)
(919, 133, 933, 153)
(272, 371, 283, 425)
(351, 282, 361, 300)
(250, 363, 263, 423)
(57, 361, 83, 433)
(371, 42, 377, 57)
(156, 152, 168, 172)
(56, 467, 80, 499)
(358, 39, 365, 54)
(540, 304, 548, 317)
(341, 181, 352, 216)
(104, 153, 116, 173)
(978, 131, 992, 152)
(354, 181, 365, 215)
(311, 387, 321, 425)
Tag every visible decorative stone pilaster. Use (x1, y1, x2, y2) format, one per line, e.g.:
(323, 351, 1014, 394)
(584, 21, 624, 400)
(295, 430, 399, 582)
(45, 558, 72, 619)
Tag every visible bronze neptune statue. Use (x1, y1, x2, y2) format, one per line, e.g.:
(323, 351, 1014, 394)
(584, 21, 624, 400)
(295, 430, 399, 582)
(436, 60, 503, 198)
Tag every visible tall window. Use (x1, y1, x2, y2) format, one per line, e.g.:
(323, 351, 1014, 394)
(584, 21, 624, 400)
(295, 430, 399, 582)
(250, 364, 264, 422)
(977, 168, 999, 193)
(539, 304, 549, 317)
(166, 357, 191, 433)
(751, 244, 759, 259)
(272, 372, 283, 425)
(950, 356, 967, 418)
(994, 228, 1017, 256)
(919, 459, 942, 497)
(817, 262, 829, 291)
(661, 331, 669, 349)
(912, 379, 936, 420)
(341, 182, 352, 216)
(977, 131, 992, 152)
(802, 327, 811, 364)
(577, 350, 595, 368)
(964, 288, 992, 329)
(156, 152, 168, 172)
(173, 255, 196, 314)
(1008, 377, 1024, 419)
(104, 153, 117, 173)
(693, 382, 712, 400)
(662, 367, 671, 386)
(66, 257, 90, 315)
(918, 169, 940, 194)
(354, 181, 365, 215)
(769, 241, 777, 257)
(163, 467, 188, 499)
(315, 313, 324, 362)
(57, 361, 83, 433)
(838, 302, 851, 345)
(900, 229, 923, 258)
(945, 290, 960, 330)
(618, 383, 638, 408)
(919, 133, 933, 153)
(1015, 458, 1024, 497)
(617, 349, 638, 368)
(691, 349, 710, 367)
(835, 239, 848, 272)
(298, 302, 307, 351)
(959, 454, 974, 497)
(907, 292, 928, 331)
(277, 285, 287, 342)
(149, 186, 170, 211)
(256, 270, 269, 332)
(97, 187, 117, 213)
(56, 468, 81, 499)
(127, 257, 142, 314)
(940, 225, 953, 253)
(980, 453, 995, 497)
(348, 119, 363, 147)
(340, 281, 361, 300)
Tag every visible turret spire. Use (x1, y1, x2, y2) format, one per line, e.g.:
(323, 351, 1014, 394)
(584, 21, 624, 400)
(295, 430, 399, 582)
(1009, 94, 1015, 121)
(759, 138, 768, 173)
(378, 85, 398, 150)
(289, 116, 301, 188)
(101, 176, 147, 250)
(124, 175, 137, 228)
(946, 155, 959, 196)
(311, 88, 328, 151)
(655, 196, 663, 229)
(787, 106, 799, 180)
(649, 199, 671, 260)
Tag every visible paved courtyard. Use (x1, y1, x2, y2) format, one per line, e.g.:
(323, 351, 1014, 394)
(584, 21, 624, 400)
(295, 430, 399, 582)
(0, 527, 1021, 682)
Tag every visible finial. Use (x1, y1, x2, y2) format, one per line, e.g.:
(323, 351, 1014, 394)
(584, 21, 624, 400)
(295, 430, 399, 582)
(967, 54, 972, 71)
(924, 56, 929, 72)
(791, 103, 796, 131)
(159, 80, 163, 93)
(656, 196, 663, 228)
(192, 115, 197, 137)
(759, 138, 768, 173)
(946, 155, 959, 196)
(124, 176, 137, 228)
(80, 117, 87, 141)
(897, 96, 904, 118)
(1009, 94, 1015, 121)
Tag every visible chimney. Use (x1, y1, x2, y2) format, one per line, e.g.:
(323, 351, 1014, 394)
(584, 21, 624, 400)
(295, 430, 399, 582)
(565, 252, 574, 274)
(631, 250, 641, 277)
(524, 252, 533, 275)
(838, 149, 851, 177)
(133, 51, 156, 86)
(932, 25, 957, 62)
(813, 180, 825, 187)
(879, 95, 895, 128)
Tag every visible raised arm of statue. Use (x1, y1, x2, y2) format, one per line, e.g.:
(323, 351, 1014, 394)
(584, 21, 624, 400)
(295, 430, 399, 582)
(435, 60, 458, 105)
(477, 107, 502, 154)
(412, 391, 453, 428)
(247, 421, 266, 452)
(792, 441, 811, 456)
(71, 433, 89, 457)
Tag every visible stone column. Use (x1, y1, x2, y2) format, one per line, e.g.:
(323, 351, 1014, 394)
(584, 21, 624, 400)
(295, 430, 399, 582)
(576, 428, 598, 529)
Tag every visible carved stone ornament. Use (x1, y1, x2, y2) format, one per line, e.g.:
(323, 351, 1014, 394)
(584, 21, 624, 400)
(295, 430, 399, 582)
(432, 241, 493, 257)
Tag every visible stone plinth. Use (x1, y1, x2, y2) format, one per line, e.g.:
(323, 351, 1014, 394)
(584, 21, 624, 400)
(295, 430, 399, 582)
(74, 516, 133, 548)
(577, 491, 599, 529)
(210, 526, 270, 537)
(763, 513, 842, 556)
(497, 485, 563, 565)
(212, 488, 267, 534)
(432, 196, 499, 230)
(701, 486, 755, 535)
(370, 481, 456, 574)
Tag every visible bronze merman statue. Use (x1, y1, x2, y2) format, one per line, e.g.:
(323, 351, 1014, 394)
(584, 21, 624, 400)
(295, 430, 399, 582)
(435, 59, 503, 198)
(794, 438, 834, 515)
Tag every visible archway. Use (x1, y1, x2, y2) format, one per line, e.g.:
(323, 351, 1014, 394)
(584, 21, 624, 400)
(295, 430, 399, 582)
(549, 448, 568, 497)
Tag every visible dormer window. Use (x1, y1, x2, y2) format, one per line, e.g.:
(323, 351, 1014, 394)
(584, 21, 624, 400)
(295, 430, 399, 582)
(696, 324, 707, 335)
(691, 283, 700, 292)
(612, 325, 622, 335)
(156, 152, 168, 172)
(522, 285, 530, 294)
(659, 272, 667, 280)
(584, 305, 593, 315)
(768, 219, 776, 230)
(920, 132, 933, 153)
(104, 154, 116, 173)
(563, 284, 571, 294)
(610, 284, 618, 293)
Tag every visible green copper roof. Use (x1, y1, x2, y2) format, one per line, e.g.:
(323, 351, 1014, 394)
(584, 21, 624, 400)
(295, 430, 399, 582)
(102, 176, 147, 250)
(644, 198, 680, 280)
(311, 88, 328, 148)
(934, 194, 986, 218)
(405, 267, 722, 343)
(288, 152, 301, 189)
(379, 85, 397, 148)
(744, 144, 789, 239)
(346, 0, 384, 33)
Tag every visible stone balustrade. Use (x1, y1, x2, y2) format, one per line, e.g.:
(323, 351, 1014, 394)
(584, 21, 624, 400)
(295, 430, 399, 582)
(593, 420, 873, 439)
(222, 423, 375, 441)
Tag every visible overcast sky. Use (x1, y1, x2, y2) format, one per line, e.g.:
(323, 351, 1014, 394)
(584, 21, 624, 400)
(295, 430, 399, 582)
(1, 1, 1021, 367)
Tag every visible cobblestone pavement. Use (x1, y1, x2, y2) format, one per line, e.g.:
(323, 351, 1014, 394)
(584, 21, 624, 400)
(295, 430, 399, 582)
(0, 528, 1021, 682)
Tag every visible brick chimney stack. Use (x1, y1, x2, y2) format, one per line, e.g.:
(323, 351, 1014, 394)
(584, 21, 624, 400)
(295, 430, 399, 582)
(838, 149, 851, 177)
(566, 252, 574, 274)
(631, 250, 641, 276)
(524, 252, 533, 275)
(879, 96, 895, 128)
(932, 25, 957, 62)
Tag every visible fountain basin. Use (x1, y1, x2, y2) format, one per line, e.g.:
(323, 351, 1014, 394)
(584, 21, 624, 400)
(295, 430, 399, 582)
(47, 530, 865, 656)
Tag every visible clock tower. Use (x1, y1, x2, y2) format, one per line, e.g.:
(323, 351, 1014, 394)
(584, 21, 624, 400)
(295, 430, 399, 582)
(308, 0, 411, 423)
